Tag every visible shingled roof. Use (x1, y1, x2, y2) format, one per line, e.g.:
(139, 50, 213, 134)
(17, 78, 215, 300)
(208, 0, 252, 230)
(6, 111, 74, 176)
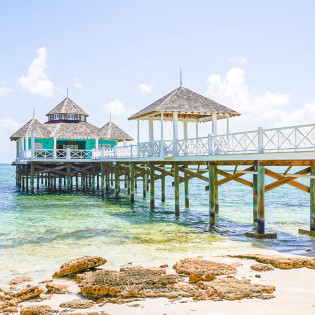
(46, 97, 89, 116)
(98, 121, 133, 142)
(10, 118, 50, 140)
(128, 86, 240, 120)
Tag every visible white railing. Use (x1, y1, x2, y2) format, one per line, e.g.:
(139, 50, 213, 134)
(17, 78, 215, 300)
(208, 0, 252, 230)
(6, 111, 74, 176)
(18, 124, 315, 161)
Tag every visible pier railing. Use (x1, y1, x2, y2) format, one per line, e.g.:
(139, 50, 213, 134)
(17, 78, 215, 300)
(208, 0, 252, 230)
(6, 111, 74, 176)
(18, 124, 315, 161)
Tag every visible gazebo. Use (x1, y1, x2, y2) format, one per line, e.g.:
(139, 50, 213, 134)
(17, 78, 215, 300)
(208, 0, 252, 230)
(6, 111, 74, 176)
(128, 86, 240, 146)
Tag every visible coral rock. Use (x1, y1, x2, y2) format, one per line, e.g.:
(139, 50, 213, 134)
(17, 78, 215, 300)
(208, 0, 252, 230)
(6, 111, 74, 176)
(9, 276, 33, 285)
(53, 256, 107, 277)
(46, 282, 70, 294)
(12, 286, 44, 301)
(173, 258, 237, 277)
(232, 254, 315, 269)
(20, 305, 55, 315)
(251, 263, 275, 272)
(59, 298, 94, 309)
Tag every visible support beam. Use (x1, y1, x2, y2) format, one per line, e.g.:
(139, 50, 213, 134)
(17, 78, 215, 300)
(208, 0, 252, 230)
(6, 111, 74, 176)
(253, 161, 258, 224)
(143, 170, 147, 198)
(215, 166, 218, 214)
(208, 164, 216, 225)
(150, 163, 155, 209)
(174, 163, 179, 216)
(149, 118, 154, 142)
(30, 164, 34, 193)
(130, 163, 135, 203)
(257, 164, 265, 234)
(161, 176, 165, 202)
(184, 166, 189, 208)
(101, 163, 105, 195)
(115, 164, 119, 199)
(311, 166, 315, 231)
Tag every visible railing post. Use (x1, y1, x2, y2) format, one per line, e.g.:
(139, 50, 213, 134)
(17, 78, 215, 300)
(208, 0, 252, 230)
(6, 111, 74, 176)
(130, 145, 133, 159)
(173, 140, 177, 156)
(101, 147, 105, 159)
(66, 148, 71, 159)
(208, 134, 213, 155)
(92, 148, 95, 159)
(160, 140, 164, 158)
(114, 146, 117, 159)
(258, 127, 263, 153)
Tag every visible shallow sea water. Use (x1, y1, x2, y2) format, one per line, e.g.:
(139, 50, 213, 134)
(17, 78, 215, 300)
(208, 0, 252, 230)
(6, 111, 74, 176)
(0, 163, 314, 284)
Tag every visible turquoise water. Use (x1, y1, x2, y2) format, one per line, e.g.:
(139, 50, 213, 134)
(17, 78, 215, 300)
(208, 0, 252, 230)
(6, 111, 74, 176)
(0, 164, 314, 284)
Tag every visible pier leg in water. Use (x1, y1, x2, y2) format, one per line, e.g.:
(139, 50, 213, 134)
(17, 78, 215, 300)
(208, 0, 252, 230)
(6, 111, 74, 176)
(215, 166, 218, 214)
(127, 173, 130, 195)
(257, 163, 265, 234)
(135, 176, 137, 190)
(150, 163, 155, 209)
(143, 170, 147, 198)
(299, 165, 315, 236)
(30, 164, 34, 193)
(114, 164, 119, 199)
(130, 163, 135, 203)
(58, 176, 62, 191)
(208, 164, 216, 225)
(37, 175, 39, 190)
(124, 174, 127, 189)
(253, 161, 258, 223)
(174, 163, 179, 216)
(92, 168, 96, 193)
(25, 165, 29, 192)
(101, 163, 105, 196)
(161, 176, 165, 202)
(184, 166, 189, 208)
(67, 165, 71, 191)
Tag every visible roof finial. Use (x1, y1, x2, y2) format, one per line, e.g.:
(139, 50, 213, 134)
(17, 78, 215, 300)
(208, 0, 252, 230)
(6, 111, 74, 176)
(67, 88, 69, 98)
(180, 68, 182, 87)
(33, 108, 35, 119)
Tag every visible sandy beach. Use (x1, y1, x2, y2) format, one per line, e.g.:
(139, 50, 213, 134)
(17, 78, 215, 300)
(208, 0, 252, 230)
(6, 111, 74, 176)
(1, 249, 314, 315)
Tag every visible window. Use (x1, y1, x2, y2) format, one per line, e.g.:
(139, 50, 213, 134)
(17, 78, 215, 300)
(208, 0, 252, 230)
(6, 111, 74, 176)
(99, 143, 111, 149)
(54, 114, 59, 120)
(61, 114, 65, 119)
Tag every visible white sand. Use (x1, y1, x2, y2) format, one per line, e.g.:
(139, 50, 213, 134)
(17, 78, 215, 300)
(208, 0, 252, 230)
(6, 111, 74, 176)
(18, 252, 315, 315)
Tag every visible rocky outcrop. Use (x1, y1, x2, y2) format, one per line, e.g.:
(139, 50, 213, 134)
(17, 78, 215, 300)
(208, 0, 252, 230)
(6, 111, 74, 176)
(20, 305, 55, 315)
(59, 298, 94, 309)
(173, 258, 237, 283)
(12, 286, 44, 301)
(197, 276, 276, 300)
(231, 254, 315, 269)
(53, 256, 107, 277)
(9, 276, 33, 285)
(251, 263, 275, 272)
(46, 282, 70, 294)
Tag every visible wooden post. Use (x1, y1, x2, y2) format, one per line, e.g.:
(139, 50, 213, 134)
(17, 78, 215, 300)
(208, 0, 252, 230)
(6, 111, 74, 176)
(114, 164, 119, 199)
(106, 173, 109, 191)
(111, 172, 113, 186)
(59, 176, 62, 191)
(161, 176, 165, 202)
(82, 175, 86, 192)
(310, 166, 315, 231)
(253, 161, 258, 223)
(150, 163, 155, 209)
(30, 164, 34, 193)
(25, 165, 29, 192)
(124, 174, 127, 189)
(143, 170, 147, 198)
(101, 163, 105, 195)
(130, 163, 135, 203)
(135, 176, 138, 190)
(67, 165, 71, 191)
(92, 168, 96, 193)
(257, 163, 265, 234)
(174, 163, 179, 216)
(184, 166, 189, 208)
(127, 173, 131, 195)
(209, 164, 216, 225)
(54, 177, 56, 190)
(97, 172, 100, 190)
(21, 174, 25, 191)
(37, 175, 40, 190)
(215, 166, 219, 214)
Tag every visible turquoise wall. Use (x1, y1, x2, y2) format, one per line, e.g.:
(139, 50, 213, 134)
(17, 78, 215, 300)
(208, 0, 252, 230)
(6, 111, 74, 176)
(24, 138, 117, 150)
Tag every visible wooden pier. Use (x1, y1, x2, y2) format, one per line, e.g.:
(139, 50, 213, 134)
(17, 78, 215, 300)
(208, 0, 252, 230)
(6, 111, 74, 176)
(11, 87, 315, 238)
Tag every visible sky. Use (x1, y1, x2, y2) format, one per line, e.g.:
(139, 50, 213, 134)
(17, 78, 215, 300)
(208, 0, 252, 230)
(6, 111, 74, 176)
(0, 0, 315, 162)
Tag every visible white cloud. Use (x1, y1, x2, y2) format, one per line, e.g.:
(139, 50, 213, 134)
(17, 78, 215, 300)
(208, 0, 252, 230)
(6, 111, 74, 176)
(138, 83, 153, 94)
(0, 81, 13, 96)
(101, 99, 135, 116)
(0, 117, 21, 162)
(205, 67, 310, 131)
(74, 78, 82, 89)
(19, 47, 54, 97)
(229, 57, 248, 64)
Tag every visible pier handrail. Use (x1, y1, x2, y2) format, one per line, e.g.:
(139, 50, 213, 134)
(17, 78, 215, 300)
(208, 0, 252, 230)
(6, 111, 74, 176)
(19, 123, 315, 161)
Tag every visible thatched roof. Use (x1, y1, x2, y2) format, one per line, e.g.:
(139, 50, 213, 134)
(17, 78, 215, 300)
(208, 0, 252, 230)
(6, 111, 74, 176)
(10, 118, 50, 140)
(46, 97, 89, 116)
(44, 121, 99, 139)
(98, 121, 133, 142)
(128, 86, 240, 120)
